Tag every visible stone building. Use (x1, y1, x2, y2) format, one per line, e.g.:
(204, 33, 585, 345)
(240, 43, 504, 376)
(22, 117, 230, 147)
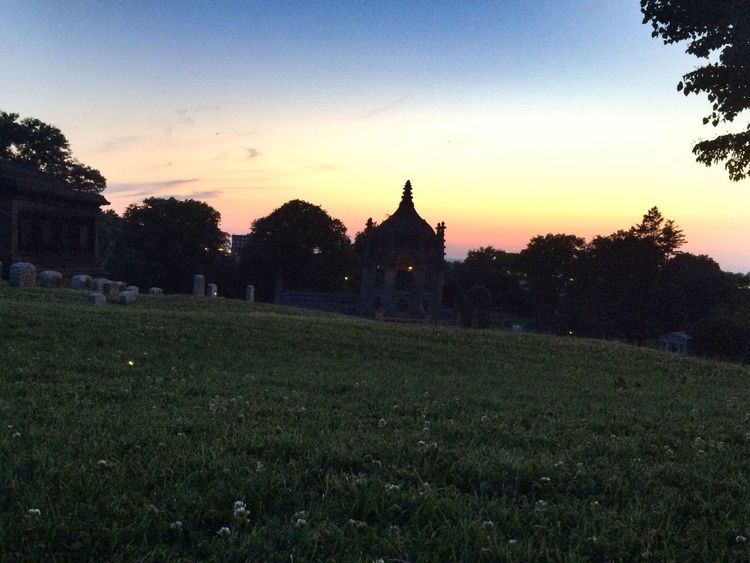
(358, 180, 446, 321)
(0, 162, 109, 276)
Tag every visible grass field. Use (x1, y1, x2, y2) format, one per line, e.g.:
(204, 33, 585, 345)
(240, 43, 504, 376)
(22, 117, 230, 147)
(2, 287, 750, 561)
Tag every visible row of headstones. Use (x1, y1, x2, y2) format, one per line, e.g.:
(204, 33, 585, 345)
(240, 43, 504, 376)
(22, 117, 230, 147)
(1, 261, 163, 306)
(192, 274, 255, 304)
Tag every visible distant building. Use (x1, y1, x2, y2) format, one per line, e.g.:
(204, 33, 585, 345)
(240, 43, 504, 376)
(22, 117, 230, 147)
(658, 331, 692, 355)
(358, 180, 446, 321)
(0, 161, 109, 276)
(231, 234, 250, 256)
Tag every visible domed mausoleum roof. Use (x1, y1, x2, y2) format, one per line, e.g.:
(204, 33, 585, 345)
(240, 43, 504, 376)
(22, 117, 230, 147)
(371, 180, 435, 244)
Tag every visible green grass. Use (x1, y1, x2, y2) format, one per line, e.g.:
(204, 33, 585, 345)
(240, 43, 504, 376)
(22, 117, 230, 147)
(2, 287, 750, 561)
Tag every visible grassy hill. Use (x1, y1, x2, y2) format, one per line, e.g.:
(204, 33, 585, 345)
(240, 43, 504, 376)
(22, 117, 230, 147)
(2, 287, 750, 561)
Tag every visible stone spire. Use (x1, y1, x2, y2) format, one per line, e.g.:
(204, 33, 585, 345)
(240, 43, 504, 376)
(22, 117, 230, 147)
(401, 180, 413, 206)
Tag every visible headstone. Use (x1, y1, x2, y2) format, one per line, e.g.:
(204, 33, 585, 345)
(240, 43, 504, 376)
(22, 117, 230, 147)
(125, 285, 139, 294)
(87, 292, 106, 305)
(38, 270, 63, 288)
(0, 261, 3, 281)
(70, 274, 93, 290)
(207, 283, 218, 298)
(92, 278, 108, 292)
(102, 280, 120, 298)
(9, 262, 36, 288)
(246, 284, 255, 304)
(118, 290, 138, 305)
(115, 281, 127, 291)
(512, 324, 524, 334)
(148, 287, 163, 296)
(193, 274, 205, 297)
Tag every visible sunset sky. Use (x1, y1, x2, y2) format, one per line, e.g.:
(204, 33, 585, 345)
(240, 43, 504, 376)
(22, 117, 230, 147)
(2, 1, 749, 271)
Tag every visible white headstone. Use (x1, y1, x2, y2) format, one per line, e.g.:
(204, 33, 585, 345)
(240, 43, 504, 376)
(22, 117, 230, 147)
(148, 287, 163, 296)
(125, 285, 139, 294)
(193, 274, 206, 297)
(70, 274, 93, 290)
(102, 280, 120, 298)
(207, 283, 218, 298)
(87, 292, 106, 305)
(118, 290, 138, 305)
(9, 262, 36, 288)
(38, 270, 63, 288)
(246, 284, 255, 304)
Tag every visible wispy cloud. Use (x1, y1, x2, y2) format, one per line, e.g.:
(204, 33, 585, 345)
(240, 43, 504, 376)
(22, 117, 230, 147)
(173, 104, 222, 125)
(245, 147, 260, 159)
(106, 178, 200, 195)
(358, 97, 407, 120)
(101, 135, 150, 152)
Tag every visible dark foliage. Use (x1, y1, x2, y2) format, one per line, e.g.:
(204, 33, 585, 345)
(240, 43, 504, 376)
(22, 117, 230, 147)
(239, 200, 356, 302)
(109, 197, 228, 293)
(449, 246, 526, 316)
(462, 285, 494, 328)
(0, 110, 106, 193)
(641, 1, 750, 180)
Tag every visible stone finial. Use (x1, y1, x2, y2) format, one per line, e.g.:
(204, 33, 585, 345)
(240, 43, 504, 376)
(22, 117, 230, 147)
(401, 180, 413, 205)
(9, 262, 36, 288)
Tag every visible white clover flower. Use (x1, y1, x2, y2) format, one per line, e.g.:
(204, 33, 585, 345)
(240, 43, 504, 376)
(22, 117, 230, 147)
(481, 520, 494, 529)
(28, 508, 41, 517)
(233, 500, 249, 520)
(384, 484, 401, 492)
(217, 526, 231, 537)
(737, 535, 747, 543)
(295, 518, 307, 527)
(508, 538, 518, 545)
(294, 510, 307, 519)
(554, 460, 564, 467)
(169, 521, 182, 530)
(540, 476, 551, 483)
(378, 418, 387, 428)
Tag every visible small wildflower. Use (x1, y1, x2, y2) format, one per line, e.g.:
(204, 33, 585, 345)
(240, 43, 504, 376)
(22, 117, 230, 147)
(28, 508, 41, 517)
(481, 520, 494, 529)
(295, 518, 307, 527)
(169, 521, 183, 530)
(554, 460, 564, 467)
(127, 360, 135, 366)
(233, 500, 249, 520)
(737, 535, 747, 543)
(508, 538, 518, 545)
(378, 418, 387, 428)
(540, 476, 551, 483)
(293, 510, 307, 519)
(12, 432, 20, 438)
(385, 484, 401, 492)
(97, 460, 110, 469)
(217, 526, 231, 537)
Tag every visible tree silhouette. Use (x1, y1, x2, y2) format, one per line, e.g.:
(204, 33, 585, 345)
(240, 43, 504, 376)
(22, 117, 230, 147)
(110, 197, 227, 292)
(641, 1, 750, 181)
(0, 110, 106, 193)
(630, 206, 686, 259)
(239, 200, 355, 301)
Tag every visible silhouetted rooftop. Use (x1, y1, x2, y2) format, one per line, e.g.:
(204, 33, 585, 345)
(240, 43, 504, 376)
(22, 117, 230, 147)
(372, 180, 435, 243)
(0, 160, 109, 206)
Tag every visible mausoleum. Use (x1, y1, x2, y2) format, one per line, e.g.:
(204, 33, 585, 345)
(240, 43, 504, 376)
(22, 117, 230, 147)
(358, 180, 446, 321)
(0, 162, 109, 276)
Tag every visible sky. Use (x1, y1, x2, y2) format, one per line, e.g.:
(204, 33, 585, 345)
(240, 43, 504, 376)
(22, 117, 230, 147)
(2, 0, 749, 272)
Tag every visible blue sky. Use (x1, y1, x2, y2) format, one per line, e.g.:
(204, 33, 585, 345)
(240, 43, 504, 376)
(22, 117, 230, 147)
(2, 1, 748, 271)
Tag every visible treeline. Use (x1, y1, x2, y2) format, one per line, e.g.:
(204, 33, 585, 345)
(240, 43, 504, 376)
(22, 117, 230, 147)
(447, 207, 750, 362)
(101, 198, 750, 363)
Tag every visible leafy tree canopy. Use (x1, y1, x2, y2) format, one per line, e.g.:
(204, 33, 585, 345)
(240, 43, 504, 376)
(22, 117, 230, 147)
(240, 199, 355, 299)
(111, 197, 227, 292)
(0, 110, 106, 193)
(641, 1, 750, 180)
